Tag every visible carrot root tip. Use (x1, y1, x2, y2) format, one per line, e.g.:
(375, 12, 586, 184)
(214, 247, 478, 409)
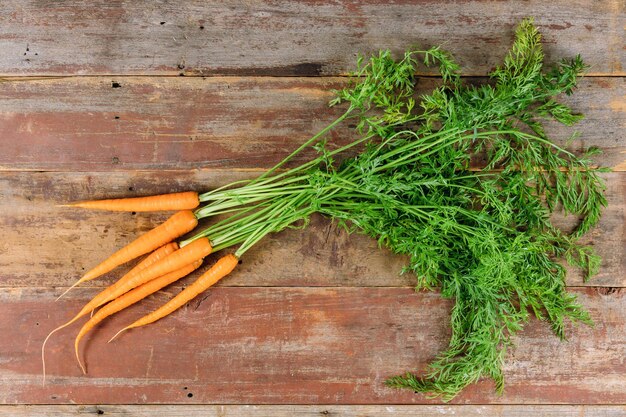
(108, 327, 130, 343)
(41, 324, 67, 386)
(75, 342, 87, 375)
(56, 281, 80, 301)
(78, 358, 87, 375)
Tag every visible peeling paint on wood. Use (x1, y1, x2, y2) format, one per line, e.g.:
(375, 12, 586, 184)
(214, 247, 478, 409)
(0, 77, 623, 171)
(0, 1, 623, 409)
(0, 287, 623, 404)
(0, 1, 623, 76)
(0, 171, 623, 289)
(1, 404, 625, 416)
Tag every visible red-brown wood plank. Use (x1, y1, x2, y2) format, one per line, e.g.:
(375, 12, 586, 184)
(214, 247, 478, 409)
(0, 171, 623, 288)
(0, 77, 623, 171)
(0, 1, 623, 76)
(1, 286, 623, 404)
(0, 1, 622, 411)
(2, 404, 625, 416)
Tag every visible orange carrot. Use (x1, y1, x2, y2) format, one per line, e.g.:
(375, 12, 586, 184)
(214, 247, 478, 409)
(110, 254, 238, 341)
(57, 241, 179, 301)
(74, 259, 202, 374)
(77, 210, 198, 286)
(42, 242, 178, 383)
(63, 191, 200, 212)
(89, 237, 213, 310)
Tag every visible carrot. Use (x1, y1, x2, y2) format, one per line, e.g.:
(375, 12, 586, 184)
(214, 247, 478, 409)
(89, 237, 213, 310)
(57, 240, 180, 301)
(109, 253, 238, 341)
(42, 242, 178, 383)
(43, 239, 209, 382)
(75, 210, 198, 287)
(74, 259, 202, 374)
(62, 191, 200, 212)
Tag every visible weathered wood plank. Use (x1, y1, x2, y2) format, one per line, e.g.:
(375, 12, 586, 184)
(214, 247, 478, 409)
(0, 171, 623, 288)
(1, 404, 625, 417)
(0, 287, 623, 404)
(0, 1, 623, 76)
(0, 77, 623, 171)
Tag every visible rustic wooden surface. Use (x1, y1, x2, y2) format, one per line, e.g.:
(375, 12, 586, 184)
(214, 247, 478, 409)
(2, 287, 624, 404)
(0, 171, 624, 288)
(0, 77, 623, 171)
(1, 405, 626, 417)
(0, 1, 624, 415)
(0, 0, 623, 76)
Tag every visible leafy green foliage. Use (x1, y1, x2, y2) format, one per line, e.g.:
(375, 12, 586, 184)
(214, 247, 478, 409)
(314, 17, 606, 400)
(195, 18, 606, 401)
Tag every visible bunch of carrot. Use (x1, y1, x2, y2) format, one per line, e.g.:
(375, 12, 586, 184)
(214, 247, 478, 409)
(43, 193, 240, 379)
(45, 177, 321, 379)
(43, 19, 607, 399)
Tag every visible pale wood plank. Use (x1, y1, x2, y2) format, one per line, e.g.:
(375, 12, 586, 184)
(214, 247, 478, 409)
(0, 77, 622, 171)
(1, 404, 625, 416)
(0, 287, 623, 404)
(0, 171, 622, 288)
(0, 1, 623, 76)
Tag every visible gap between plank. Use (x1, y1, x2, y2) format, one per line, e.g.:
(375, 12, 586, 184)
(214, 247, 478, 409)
(0, 73, 624, 82)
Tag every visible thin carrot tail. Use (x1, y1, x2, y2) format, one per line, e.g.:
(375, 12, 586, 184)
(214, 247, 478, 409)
(74, 337, 87, 375)
(42, 304, 96, 383)
(56, 278, 85, 301)
(41, 319, 78, 386)
(108, 325, 133, 343)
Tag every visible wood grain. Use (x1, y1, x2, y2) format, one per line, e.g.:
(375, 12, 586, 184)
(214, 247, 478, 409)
(0, 0, 622, 410)
(0, 1, 623, 76)
(1, 286, 623, 404)
(1, 404, 625, 417)
(0, 76, 623, 171)
(0, 171, 623, 289)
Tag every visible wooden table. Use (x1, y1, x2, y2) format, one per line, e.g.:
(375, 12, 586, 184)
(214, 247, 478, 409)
(0, 2, 624, 416)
